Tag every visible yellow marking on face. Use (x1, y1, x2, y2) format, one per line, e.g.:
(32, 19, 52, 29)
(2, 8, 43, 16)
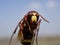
(31, 15, 37, 22)
(32, 13, 36, 15)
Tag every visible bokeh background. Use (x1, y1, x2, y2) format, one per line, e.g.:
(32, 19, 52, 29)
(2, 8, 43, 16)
(0, 0, 60, 45)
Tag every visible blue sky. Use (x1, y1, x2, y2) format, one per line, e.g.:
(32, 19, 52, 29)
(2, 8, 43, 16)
(0, 0, 60, 37)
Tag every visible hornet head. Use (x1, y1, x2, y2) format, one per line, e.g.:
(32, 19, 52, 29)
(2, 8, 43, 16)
(27, 11, 39, 23)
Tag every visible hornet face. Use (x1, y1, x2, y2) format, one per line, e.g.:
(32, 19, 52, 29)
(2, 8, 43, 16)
(27, 11, 39, 23)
